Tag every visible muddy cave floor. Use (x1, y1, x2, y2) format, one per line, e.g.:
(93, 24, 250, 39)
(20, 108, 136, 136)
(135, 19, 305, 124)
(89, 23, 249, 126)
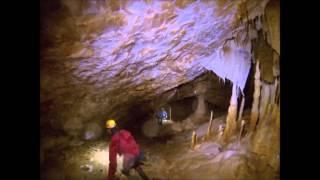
(41, 114, 279, 180)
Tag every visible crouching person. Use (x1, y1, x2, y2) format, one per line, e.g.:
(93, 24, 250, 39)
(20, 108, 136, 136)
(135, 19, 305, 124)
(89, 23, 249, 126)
(106, 119, 149, 180)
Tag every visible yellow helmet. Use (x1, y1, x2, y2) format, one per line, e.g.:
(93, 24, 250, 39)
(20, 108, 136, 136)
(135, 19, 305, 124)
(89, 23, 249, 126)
(106, 119, 116, 129)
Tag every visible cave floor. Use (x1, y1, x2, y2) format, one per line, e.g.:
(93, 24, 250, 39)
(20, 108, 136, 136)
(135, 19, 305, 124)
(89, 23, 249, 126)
(41, 115, 279, 180)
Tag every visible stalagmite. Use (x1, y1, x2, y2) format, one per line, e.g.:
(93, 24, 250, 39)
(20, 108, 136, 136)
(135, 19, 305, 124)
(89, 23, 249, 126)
(217, 125, 225, 143)
(250, 61, 261, 131)
(252, 92, 280, 169)
(191, 131, 197, 150)
(274, 78, 278, 96)
(40, 0, 280, 179)
(195, 94, 206, 116)
(274, 78, 279, 104)
(238, 120, 246, 145)
(223, 84, 238, 142)
(193, 82, 207, 121)
(278, 80, 280, 105)
(237, 93, 245, 124)
(206, 110, 214, 139)
(263, 79, 278, 121)
(259, 83, 271, 122)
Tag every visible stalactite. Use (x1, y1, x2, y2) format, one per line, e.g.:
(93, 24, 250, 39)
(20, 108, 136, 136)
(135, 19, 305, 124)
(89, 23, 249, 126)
(223, 84, 238, 142)
(273, 54, 280, 78)
(250, 61, 261, 131)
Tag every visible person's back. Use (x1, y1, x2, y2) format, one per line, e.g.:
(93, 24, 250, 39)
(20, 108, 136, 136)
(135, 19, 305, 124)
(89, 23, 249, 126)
(112, 129, 140, 156)
(161, 110, 167, 119)
(106, 120, 148, 180)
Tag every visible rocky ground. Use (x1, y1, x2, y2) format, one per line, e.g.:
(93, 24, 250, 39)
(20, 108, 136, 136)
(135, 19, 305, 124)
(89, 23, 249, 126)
(41, 113, 279, 180)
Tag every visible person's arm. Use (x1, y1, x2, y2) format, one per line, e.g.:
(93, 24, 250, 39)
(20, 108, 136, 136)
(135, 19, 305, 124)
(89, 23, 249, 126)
(108, 138, 118, 180)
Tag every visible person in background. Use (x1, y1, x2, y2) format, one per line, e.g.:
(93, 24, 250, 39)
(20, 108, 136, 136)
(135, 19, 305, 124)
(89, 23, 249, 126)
(155, 107, 168, 125)
(106, 119, 149, 180)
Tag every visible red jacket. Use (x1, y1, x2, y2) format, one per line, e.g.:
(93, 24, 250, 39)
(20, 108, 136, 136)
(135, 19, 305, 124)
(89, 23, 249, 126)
(108, 130, 140, 180)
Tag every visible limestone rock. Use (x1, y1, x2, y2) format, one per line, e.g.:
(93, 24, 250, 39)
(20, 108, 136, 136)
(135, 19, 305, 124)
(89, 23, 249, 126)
(199, 142, 221, 157)
(82, 122, 103, 141)
(265, 0, 280, 54)
(142, 119, 159, 138)
(41, 0, 276, 137)
(63, 118, 83, 138)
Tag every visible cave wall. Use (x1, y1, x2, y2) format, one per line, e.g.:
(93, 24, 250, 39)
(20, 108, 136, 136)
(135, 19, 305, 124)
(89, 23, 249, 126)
(265, 0, 280, 55)
(248, 0, 280, 170)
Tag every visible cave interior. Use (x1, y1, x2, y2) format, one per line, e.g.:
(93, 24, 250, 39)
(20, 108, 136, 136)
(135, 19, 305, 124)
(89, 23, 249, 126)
(40, 0, 280, 179)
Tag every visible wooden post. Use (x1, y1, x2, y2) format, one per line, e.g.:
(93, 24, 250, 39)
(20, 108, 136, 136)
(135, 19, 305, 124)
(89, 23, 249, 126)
(206, 110, 214, 138)
(170, 106, 172, 121)
(191, 131, 197, 149)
